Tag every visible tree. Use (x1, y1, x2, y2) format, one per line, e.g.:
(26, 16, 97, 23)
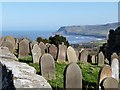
(36, 37, 49, 43)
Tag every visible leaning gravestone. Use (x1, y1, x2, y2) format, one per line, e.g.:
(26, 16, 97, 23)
(1, 41, 14, 53)
(80, 48, 88, 63)
(64, 63, 82, 89)
(39, 42, 46, 55)
(18, 39, 30, 59)
(32, 44, 41, 64)
(98, 52, 104, 66)
(40, 53, 55, 80)
(111, 58, 119, 82)
(49, 44, 58, 60)
(98, 65, 112, 85)
(57, 44, 67, 62)
(101, 77, 119, 89)
(67, 46, 77, 63)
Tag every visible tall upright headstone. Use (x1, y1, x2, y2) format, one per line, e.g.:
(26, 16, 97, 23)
(49, 44, 58, 60)
(91, 55, 96, 64)
(18, 39, 30, 59)
(67, 46, 77, 63)
(40, 53, 55, 80)
(64, 63, 82, 89)
(80, 48, 88, 63)
(32, 44, 41, 64)
(98, 52, 104, 66)
(39, 42, 46, 55)
(111, 58, 119, 82)
(57, 43, 67, 62)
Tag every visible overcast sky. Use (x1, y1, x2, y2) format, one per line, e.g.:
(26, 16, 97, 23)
(2, 2, 118, 31)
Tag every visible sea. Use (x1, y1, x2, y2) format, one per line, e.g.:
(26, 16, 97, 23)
(1, 30, 105, 44)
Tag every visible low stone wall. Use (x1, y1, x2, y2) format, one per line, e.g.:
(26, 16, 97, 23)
(0, 47, 52, 89)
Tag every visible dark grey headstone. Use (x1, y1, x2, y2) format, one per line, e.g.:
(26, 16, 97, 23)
(40, 53, 55, 80)
(67, 46, 77, 63)
(64, 63, 82, 89)
(49, 44, 58, 60)
(32, 44, 41, 64)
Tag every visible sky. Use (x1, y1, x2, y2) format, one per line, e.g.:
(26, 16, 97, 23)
(1, 2, 118, 31)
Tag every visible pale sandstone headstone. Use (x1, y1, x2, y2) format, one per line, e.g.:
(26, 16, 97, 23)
(98, 52, 104, 66)
(67, 46, 77, 63)
(111, 58, 119, 82)
(32, 44, 41, 64)
(39, 42, 47, 55)
(64, 63, 82, 89)
(91, 55, 96, 64)
(40, 53, 55, 80)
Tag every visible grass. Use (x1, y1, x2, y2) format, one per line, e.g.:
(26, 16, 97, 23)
(18, 56, 101, 90)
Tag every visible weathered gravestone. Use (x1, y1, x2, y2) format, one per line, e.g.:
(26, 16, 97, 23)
(67, 46, 77, 63)
(111, 58, 119, 82)
(15, 38, 18, 49)
(30, 40, 38, 50)
(64, 63, 82, 89)
(74, 48, 79, 61)
(80, 48, 88, 63)
(49, 44, 58, 60)
(40, 53, 55, 80)
(18, 39, 30, 59)
(98, 65, 112, 85)
(32, 44, 41, 64)
(46, 43, 51, 53)
(57, 43, 67, 62)
(39, 42, 47, 55)
(111, 52, 119, 61)
(98, 52, 104, 66)
(101, 77, 119, 89)
(91, 55, 96, 64)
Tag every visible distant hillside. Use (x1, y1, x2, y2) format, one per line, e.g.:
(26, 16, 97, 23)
(56, 22, 119, 38)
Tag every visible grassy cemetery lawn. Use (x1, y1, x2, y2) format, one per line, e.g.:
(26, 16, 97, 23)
(19, 56, 101, 89)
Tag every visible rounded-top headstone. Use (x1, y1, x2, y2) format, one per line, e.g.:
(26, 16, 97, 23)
(101, 77, 119, 89)
(49, 44, 58, 60)
(39, 42, 46, 55)
(99, 65, 112, 84)
(111, 58, 119, 82)
(40, 53, 55, 80)
(32, 44, 41, 64)
(64, 63, 82, 89)
(67, 46, 77, 63)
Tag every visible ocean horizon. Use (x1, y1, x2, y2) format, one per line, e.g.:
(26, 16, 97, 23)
(2, 30, 105, 44)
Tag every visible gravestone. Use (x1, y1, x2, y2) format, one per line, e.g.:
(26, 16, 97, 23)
(15, 38, 19, 49)
(32, 44, 41, 64)
(91, 55, 96, 64)
(46, 43, 51, 53)
(64, 63, 82, 89)
(40, 53, 55, 80)
(18, 39, 30, 59)
(98, 52, 104, 66)
(30, 40, 38, 50)
(111, 52, 119, 61)
(111, 58, 119, 82)
(1, 41, 14, 53)
(98, 65, 112, 85)
(80, 48, 88, 63)
(49, 44, 58, 60)
(74, 48, 79, 61)
(57, 44, 67, 62)
(67, 46, 77, 63)
(101, 77, 119, 89)
(39, 42, 46, 55)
